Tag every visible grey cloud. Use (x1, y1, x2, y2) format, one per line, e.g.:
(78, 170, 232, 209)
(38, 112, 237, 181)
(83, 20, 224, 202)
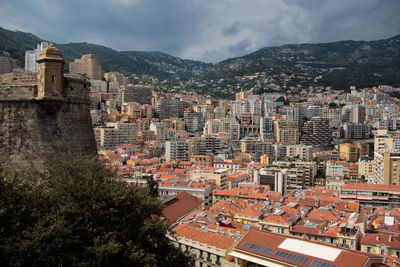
(222, 22, 243, 36)
(0, 0, 399, 62)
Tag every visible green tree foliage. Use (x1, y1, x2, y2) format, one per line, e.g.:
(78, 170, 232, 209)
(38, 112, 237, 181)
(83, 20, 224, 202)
(0, 157, 192, 267)
(328, 102, 338, 109)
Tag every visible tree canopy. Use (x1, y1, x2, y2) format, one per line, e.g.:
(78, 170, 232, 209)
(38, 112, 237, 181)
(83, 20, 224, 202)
(0, 157, 192, 266)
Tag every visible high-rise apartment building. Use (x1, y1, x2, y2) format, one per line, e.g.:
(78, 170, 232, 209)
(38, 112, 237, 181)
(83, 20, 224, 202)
(122, 85, 152, 105)
(343, 123, 370, 139)
(165, 140, 189, 161)
(273, 119, 299, 144)
(374, 130, 395, 152)
(184, 108, 202, 134)
(24, 41, 49, 72)
(69, 54, 103, 80)
(204, 118, 240, 140)
(306, 105, 323, 119)
(0, 53, 15, 74)
(260, 117, 274, 140)
(188, 135, 222, 156)
(373, 151, 400, 185)
(323, 107, 342, 128)
(339, 143, 369, 162)
(149, 121, 167, 142)
(154, 97, 182, 119)
(301, 117, 332, 146)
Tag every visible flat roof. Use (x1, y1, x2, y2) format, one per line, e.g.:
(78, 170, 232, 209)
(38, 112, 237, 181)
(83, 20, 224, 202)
(278, 238, 341, 262)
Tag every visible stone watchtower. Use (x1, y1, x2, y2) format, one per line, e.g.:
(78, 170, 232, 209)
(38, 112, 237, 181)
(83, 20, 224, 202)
(37, 42, 64, 98)
(0, 44, 97, 172)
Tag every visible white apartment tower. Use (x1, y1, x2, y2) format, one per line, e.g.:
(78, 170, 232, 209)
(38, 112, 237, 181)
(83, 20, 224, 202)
(25, 42, 49, 72)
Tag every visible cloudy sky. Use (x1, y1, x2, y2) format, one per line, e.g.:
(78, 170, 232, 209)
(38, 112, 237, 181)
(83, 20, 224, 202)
(1, 0, 399, 62)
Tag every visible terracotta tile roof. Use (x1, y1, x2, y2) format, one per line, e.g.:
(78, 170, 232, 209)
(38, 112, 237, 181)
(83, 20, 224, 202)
(299, 196, 319, 208)
(369, 217, 400, 234)
(361, 233, 400, 249)
(179, 210, 219, 225)
(213, 190, 239, 197)
(173, 221, 244, 250)
(209, 199, 248, 217)
(306, 188, 339, 198)
(236, 202, 265, 218)
(342, 183, 400, 192)
(373, 207, 400, 218)
(318, 197, 341, 207)
(291, 218, 329, 236)
(324, 224, 341, 238)
(162, 192, 202, 223)
(234, 229, 382, 267)
(261, 210, 297, 226)
(306, 207, 342, 222)
(335, 200, 360, 213)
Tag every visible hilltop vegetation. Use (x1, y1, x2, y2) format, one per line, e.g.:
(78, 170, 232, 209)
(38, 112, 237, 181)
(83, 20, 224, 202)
(0, 27, 210, 79)
(1, 26, 400, 98)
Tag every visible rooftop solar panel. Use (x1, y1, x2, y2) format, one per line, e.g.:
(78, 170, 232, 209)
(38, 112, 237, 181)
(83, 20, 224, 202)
(242, 242, 274, 255)
(311, 259, 340, 267)
(274, 250, 310, 265)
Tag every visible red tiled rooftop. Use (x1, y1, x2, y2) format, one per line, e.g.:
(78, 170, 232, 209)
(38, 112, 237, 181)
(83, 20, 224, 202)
(162, 192, 202, 223)
(342, 183, 400, 192)
(361, 233, 400, 249)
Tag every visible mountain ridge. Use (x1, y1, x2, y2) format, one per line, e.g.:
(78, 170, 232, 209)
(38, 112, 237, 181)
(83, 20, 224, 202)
(1, 26, 400, 94)
(0, 27, 211, 79)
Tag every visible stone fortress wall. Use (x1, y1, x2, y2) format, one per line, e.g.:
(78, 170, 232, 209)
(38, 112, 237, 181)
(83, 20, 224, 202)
(0, 45, 97, 172)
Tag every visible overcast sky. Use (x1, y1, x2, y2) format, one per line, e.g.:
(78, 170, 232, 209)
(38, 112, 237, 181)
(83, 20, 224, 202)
(1, 0, 399, 63)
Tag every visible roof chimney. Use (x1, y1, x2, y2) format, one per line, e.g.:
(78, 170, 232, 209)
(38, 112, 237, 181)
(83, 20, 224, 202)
(376, 236, 380, 241)
(389, 235, 393, 242)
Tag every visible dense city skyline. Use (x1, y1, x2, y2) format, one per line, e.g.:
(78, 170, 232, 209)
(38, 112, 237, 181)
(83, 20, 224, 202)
(1, 0, 400, 62)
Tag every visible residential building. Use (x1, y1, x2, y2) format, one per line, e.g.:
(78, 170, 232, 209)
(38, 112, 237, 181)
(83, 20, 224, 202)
(121, 85, 152, 104)
(24, 41, 49, 72)
(339, 142, 369, 162)
(159, 179, 212, 208)
(204, 118, 240, 141)
(0, 53, 15, 73)
(340, 183, 400, 208)
(273, 119, 299, 144)
(69, 54, 103, 80)
(226, 229, 383, 267)
(373, 151, 400, 185)
(343, 123, 370, 139)
(301, 117, 332, 146)
(154, 97, 183, 119)
(165, 141, 189, 161)
(360, 234, 400, 260)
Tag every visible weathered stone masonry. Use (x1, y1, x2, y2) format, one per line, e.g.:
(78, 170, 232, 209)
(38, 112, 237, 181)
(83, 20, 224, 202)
(0, 44, 96, 171)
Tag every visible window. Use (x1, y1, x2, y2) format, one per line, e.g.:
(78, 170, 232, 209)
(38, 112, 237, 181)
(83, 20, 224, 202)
(367, 247, 371, 253)
(381, 249, 385, 255)
(216, 255, 221, 265)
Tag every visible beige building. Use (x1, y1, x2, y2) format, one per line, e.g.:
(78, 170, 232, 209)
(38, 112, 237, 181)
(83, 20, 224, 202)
(360, 234, 400, 260)
(339, 143, 369, 162)
(358, 158, 374, 177)
(190, 168, 228, 189)
(374, 130, 394, 152)
(69, 54, 103, 80)
(273, 119, 299, 144)
(373, 151, 400, 185)
(121, 102, 142, 119)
